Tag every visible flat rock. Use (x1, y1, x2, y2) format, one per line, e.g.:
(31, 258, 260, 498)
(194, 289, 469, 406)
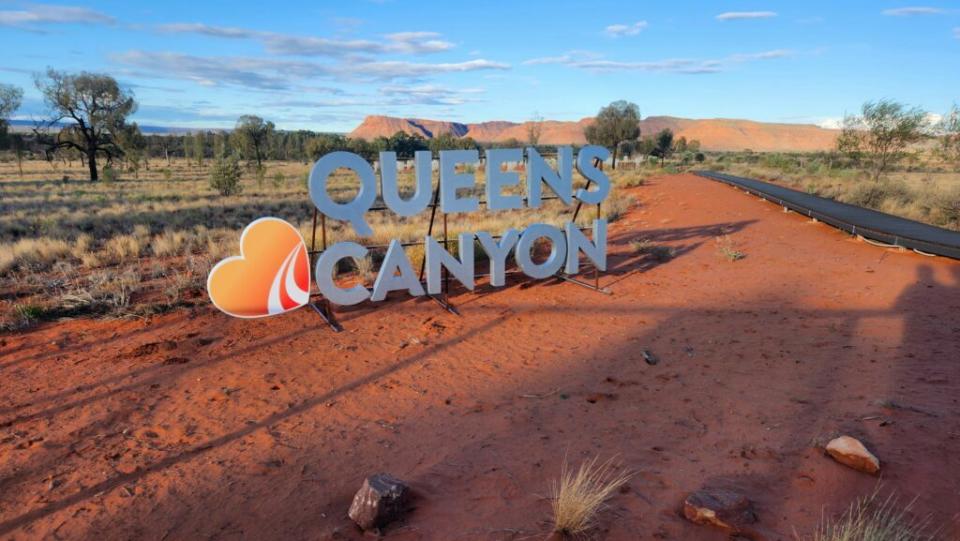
(683, 489, 757, 534)
(347, 473, 410, 531)
(825, 436, 880, 474)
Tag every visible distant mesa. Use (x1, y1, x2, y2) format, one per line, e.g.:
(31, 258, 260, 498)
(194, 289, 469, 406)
(349, 114, 838, 152)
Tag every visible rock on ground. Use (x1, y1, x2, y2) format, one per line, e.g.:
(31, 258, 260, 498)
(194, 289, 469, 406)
(347, 473, 410, 531)
(825, 435, 880, 474)
(683, 489, 757, 534)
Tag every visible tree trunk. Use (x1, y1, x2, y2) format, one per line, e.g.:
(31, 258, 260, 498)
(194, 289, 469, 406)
(87, 150, 99, 181)
(612, 148, 618, 170)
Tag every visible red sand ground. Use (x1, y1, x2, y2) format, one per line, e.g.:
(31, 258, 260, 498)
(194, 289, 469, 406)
(2, 173, 959, 540)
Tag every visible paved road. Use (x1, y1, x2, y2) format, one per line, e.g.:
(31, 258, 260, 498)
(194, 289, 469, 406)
(696, 170, 960, 259)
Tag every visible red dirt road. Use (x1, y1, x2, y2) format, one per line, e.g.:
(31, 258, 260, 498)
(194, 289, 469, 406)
(2, 173, 959, 540)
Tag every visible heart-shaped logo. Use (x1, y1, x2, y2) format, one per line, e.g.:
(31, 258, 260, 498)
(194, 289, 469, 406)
(207, 217, 311, 318)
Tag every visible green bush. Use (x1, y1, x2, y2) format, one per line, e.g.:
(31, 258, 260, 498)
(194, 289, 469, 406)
(102, 165, 119, 182)
(210, 157, 243, 196)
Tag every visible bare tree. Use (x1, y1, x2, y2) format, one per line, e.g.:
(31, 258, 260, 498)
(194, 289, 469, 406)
(584, 101, 641, 169)
(838, 99, 928, 181)
(527, 111, 544, 147)
(34, 69, 137, 181)
(234, 115, 274, 167)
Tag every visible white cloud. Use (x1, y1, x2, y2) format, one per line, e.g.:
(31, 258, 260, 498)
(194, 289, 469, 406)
(817, 117, 843, 129)
(522, 49, 790, 74)
(157, 23, 454, 56)
(881, 6, 945, 16)
(379, 84, 485, 105)
(112, 50, 508, 90)
(716, 11, 777, 21)
(348, 59, 509, 79)
(112, 51, 327, 90)
(156, 23, 257, 39)
(604, 21, 649, 37)
(0, 3, 114, 29)
(728, 49, 793, 61)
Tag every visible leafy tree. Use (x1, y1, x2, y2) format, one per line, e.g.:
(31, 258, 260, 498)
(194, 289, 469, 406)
(675, 136, 688, 153)
(429, 132, 460, 153)
(0, 83, 23, 148)
(117, 122, 147, 178)
(34, 69, 136, 181)
(584, 100, 641, 169)
(305, 133, 347, 160)
(210, 156, 243, 196)
(838, 99, 928, 181)
(652, 129, 674, 167)
(233, 115, 274, 167)
(387, 131, 428, 159)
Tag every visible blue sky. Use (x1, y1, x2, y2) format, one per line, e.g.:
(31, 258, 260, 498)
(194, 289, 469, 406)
(1, 1, 958, 132)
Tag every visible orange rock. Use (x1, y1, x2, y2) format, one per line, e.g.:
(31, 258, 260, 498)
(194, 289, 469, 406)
(825, 436, 880, 474)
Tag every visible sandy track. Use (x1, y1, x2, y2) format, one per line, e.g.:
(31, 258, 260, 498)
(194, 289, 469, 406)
(2, 173, 959, 540)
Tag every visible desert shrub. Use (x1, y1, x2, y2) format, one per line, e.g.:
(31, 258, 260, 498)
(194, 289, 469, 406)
(104, 234, 144, 263)
(695, 152, 705, 163)
(210, 157, 243, 196)
(254, 164, 267, 188)
(0, 237, 72, 274)
(813, 489, 933, 541)
(631, 238, 674, 261)
(272, 170, 285, 187)
(716, 235, 745, 261)
(844, 179, 912, 209)
(550, 456, 632, 537)
(151, 230, 189, 257)
(603, 193, 635, 222)
(101, 165, 119, 182)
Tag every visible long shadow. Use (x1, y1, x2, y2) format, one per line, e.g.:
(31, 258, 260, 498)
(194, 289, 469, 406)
(0, 303, 523, 535)
(0, 310, 191, 373)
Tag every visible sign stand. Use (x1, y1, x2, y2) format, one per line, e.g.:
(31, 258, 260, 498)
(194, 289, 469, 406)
(554, 158, 611, 295)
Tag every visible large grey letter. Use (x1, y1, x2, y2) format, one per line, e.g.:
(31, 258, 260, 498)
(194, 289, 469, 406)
(371, 240, 426, 301)
(565, 219, 607, 274)
(515, 224, 567, 279)
(526, 146, 573, 208)
(575, 145, 611, 205)
(476, 230, 519, 287)
(439, 149, 480, 214)
(485, 148, 523, 210)
(425, 233, 475, 295)
(381, 151, 432, 217)
(315, 241, 370, 306)
(309, 151, 377, 237)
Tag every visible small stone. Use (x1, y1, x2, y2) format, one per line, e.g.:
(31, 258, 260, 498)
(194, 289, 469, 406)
(642, 349, 659, 365)
(825, 436, 880, 474)
(348, 473, 410, 531)
(683, 489, 757, 534)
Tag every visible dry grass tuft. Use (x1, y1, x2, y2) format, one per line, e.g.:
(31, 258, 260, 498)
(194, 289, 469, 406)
(549, 456, 632, 538)
(813, 489, 934, 541)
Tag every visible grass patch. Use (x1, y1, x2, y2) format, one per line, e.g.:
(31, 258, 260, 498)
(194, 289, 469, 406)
(716, 235, 746, 261)
(549, 456, 632, 538)
(813, 489, 934, 541)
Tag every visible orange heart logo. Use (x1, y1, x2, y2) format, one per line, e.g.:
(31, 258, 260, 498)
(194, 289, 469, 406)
(207, 217, 311, 318)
